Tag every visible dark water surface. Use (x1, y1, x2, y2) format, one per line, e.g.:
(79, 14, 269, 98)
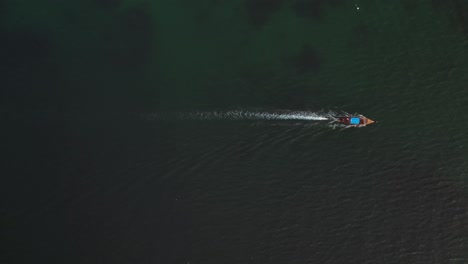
(2, 1, 468, 263)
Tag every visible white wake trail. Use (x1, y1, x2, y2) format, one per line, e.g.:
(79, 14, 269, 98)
(143, 110, 334, 121)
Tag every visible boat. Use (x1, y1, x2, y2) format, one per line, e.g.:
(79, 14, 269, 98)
(334, 115, 375, 127)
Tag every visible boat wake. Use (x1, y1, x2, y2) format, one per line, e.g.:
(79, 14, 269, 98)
(141, 109, 337, 122)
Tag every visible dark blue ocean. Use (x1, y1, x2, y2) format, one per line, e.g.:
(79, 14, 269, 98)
(2, 1, 468, 263)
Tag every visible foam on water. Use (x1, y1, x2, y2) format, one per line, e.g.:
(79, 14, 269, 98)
(142, 110, 338, 121)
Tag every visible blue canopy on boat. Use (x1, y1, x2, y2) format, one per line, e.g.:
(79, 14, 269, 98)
(350, 117, 360, 125)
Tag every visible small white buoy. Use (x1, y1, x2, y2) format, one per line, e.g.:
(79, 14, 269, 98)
(355, 4, 360, 10)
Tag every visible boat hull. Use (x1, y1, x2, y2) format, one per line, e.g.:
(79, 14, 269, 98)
(335, 116, 375, 127)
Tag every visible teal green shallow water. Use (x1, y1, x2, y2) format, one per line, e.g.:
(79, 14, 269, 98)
(2, 0, 468, 263)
